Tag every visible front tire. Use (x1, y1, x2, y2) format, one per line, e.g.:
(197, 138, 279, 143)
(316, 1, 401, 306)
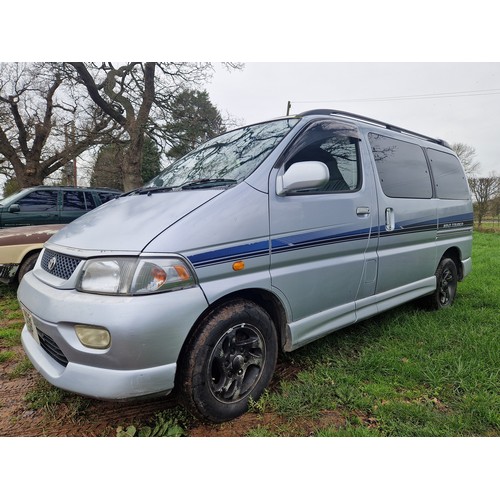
(179, 299, 278, 422)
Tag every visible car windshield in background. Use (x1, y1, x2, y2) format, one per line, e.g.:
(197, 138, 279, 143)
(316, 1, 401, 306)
(146, 118, 299, 190)
(0, 190, 26, 206)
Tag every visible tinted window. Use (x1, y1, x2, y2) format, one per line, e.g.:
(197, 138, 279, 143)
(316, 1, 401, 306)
(368, 133, 432, 199)
(427, 148, 470, 200)
(84, 192, 97, 209)
(63, 191, 86, 211)
(18, 190, 58, 212)
(285, 120, 361, 193)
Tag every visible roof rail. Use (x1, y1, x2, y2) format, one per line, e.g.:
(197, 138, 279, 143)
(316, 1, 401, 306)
(297, 109, 451, 148)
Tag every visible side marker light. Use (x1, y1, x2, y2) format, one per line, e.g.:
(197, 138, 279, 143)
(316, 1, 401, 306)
(232, 261, 245, 271)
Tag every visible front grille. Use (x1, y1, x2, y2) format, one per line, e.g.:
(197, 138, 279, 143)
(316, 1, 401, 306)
(38, 329, 68, 367)
(41, 249, 82, 280)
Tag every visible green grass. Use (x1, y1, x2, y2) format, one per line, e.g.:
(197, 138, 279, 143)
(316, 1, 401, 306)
(24, 378, 91, 420)
(0, 283, 24, 364)
(249, 231, 500, 436)
(0, 232, 498, 436)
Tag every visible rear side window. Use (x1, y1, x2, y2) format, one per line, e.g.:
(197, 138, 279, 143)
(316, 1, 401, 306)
(18, 190, 58, 211)
(368, 133, 432, 199)
(427, 148, 470, 200)
(63, 191, 86, 211)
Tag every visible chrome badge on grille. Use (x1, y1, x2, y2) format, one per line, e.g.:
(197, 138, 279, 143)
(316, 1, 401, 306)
(47, 256, 57, 271)
(41, 250, 82, 280)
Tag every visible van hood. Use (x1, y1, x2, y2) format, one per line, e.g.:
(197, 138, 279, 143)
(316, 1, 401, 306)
(48, 190, 223, 252)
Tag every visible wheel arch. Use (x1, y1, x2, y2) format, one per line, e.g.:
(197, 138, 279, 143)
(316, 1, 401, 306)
(17, 249, 42, 282)
(176, 288, 289, 378)
(440, 246, 464, 281)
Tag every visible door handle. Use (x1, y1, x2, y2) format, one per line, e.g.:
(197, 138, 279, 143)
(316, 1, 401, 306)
(356, 206, 370, 216)
(385, 207, 395, 231)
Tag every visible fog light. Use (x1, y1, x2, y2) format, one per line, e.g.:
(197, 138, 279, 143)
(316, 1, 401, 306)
(75, 325, 111, 349)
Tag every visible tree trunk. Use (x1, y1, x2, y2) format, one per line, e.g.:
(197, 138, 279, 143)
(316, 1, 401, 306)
(14, 161, 45, 188)
(69, 62, 156, 193)
(122, 132, 145, 191)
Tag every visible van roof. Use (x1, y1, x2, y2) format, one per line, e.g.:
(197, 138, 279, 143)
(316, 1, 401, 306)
(297, 109, 452, 149)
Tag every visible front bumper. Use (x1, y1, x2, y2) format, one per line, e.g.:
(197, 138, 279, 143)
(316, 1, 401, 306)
(18, 271, 209, 400)
(21, 325, 178, 399)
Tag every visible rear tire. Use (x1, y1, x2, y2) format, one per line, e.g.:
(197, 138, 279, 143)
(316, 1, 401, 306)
(178, 299, 278, 422)
(421, 258, 458, 310)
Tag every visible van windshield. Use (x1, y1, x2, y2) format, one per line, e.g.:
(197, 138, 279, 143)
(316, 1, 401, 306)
(146, 118, 299, 189)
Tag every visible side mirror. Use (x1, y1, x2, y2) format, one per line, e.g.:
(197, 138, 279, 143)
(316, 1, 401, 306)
(8, 204, 20, 213)
(276, 161, 329, 195)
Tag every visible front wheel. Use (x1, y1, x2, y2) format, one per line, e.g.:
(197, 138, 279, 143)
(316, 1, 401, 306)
(178, 299, 278, 422)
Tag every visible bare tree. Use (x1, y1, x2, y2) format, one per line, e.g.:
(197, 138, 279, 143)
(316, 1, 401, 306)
(69, 62, 220, 191)
(468, 175, 500, 227)
(451, 142, 480, 177)
(0, 63, 117, 188)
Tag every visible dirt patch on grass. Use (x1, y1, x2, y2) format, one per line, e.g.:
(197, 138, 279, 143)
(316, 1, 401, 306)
(0, 353, 310, 437)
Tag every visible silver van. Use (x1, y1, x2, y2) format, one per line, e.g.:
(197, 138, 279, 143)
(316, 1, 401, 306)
(17, 109, 473, 422)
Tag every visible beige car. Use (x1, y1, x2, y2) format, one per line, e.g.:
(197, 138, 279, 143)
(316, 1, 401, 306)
(0, 224, 64, 284)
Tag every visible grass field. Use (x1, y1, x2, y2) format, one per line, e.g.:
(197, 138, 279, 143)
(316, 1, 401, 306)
(1, 231, 498, 437)
(250, 230, 499, 436)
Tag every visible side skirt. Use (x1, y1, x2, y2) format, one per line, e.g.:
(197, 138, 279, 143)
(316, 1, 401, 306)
(284, 277, 436, 352)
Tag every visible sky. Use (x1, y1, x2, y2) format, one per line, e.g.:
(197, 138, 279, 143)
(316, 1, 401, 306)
(205, 62, 500, 176)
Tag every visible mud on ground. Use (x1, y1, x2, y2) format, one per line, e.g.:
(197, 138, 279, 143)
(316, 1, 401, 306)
(1, 347, 324, 437)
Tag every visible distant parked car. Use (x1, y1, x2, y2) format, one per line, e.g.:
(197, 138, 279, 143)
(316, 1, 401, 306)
(0, 224, 65, 284)
(0, 186, 121, 228)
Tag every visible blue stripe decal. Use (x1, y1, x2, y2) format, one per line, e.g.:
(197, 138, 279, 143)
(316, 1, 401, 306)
(187, 212, 473, 268)
(379, 217, 437, 237)
(271, 226, 371, 253)
(188, 240, 270, 268)
(188, 227, 372, 268)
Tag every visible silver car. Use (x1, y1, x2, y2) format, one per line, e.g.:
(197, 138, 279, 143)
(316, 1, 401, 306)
(18, 110, 473, 422)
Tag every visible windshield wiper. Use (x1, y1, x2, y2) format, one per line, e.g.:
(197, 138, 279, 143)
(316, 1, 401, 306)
(123, 179, 237, 196)
(123, 186, 177, 196)
(178, 178, 237, 190)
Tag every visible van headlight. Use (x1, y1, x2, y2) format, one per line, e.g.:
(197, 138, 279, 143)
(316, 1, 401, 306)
(77, 257, 195, 295)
